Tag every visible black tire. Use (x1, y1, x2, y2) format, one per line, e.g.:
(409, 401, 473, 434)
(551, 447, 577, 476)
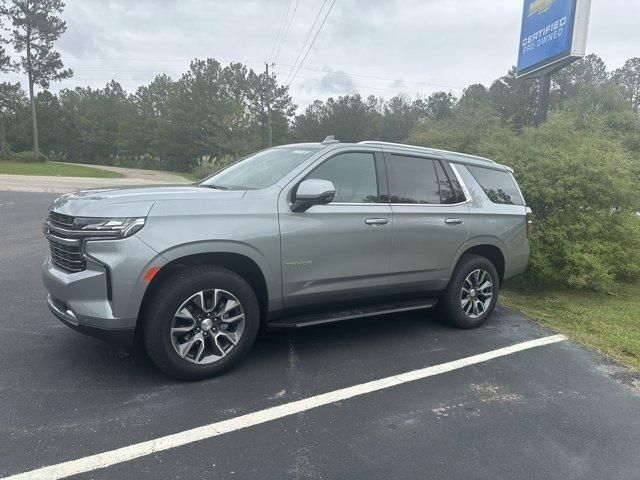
(440, 254, 499, 329)
(143, 265, 260, 380)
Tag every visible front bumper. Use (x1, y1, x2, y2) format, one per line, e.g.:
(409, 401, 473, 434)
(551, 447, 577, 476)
(42, 235, 164, 347)
(47, 294, 135, 347)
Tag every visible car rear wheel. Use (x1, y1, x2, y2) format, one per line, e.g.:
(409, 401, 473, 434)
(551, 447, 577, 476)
(143, 266, 260, 380)
(440, 254, 499, 329)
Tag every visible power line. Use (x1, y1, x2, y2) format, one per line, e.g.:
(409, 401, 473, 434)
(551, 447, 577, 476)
(276, 63, 466, 90)
(39, 52, 467, 91)
(283, 0, 328, 85)
(269, 0, 292, 63)
(62, 56, 264, 64)
(290, 74, 430, 96)
(273, 0, 300, 64)
(287, 0, 336, 86)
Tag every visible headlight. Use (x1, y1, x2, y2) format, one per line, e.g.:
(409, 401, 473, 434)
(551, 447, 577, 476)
(74, 217, 146, 239)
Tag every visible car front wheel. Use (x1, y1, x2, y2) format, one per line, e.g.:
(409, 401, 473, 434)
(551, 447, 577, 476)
(143, 266, 260, 380)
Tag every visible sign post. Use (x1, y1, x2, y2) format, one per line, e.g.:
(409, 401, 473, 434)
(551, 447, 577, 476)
(516, 0, 592, 124)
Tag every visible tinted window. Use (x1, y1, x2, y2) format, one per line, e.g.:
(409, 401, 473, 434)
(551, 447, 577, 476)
(434, 161, 465, 204)
(307, 152, 379, 203)
(467, 165, 524, 205)
(387, 155, 441, 204)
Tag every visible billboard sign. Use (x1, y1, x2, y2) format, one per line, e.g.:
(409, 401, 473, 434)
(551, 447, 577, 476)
(517, 0, 592, 78)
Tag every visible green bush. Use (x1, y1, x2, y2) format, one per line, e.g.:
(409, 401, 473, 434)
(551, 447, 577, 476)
(9, 151, 49, 163)
(191, 154, 236, 180)
(498, 116, 640, 289)
(410, 109, 640, 290)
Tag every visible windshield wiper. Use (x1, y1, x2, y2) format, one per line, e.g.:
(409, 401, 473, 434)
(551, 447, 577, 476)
(201, 183, 229, 190)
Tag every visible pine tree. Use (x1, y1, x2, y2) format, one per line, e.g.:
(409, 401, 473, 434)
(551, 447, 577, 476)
(1, 0, 72, 152)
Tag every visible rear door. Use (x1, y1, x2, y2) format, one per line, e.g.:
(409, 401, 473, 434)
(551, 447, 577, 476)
(385, 152, 470, 293)
(278, 149, 393, 308)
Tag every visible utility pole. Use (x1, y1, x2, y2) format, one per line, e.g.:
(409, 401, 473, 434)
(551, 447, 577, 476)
(265, 62, 273, 147)
(534, 73, 551, 126)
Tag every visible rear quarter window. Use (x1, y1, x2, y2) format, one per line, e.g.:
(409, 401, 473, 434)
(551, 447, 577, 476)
(466, 165, 524, 206)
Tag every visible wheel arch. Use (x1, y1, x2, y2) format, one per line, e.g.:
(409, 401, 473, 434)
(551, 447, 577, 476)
(454, 239, 506, 286)
(138, 251, 272, 335)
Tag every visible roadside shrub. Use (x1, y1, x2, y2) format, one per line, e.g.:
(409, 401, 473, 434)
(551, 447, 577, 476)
(9, 151, 49, 163)
(494, 117, 640, 289)
(410, 108, 640, 290)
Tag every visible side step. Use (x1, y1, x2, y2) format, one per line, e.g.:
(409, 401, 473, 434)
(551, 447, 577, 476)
(267, 299, 437, 330)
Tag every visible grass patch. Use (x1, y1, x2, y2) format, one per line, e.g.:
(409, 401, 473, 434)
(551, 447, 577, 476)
(502, 282, 640, 370)
(0, 161, 124, 178)
(176, 171, 200, 182)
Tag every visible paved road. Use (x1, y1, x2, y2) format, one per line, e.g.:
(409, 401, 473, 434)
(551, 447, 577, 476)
(61, 162, 191, 183)
(0, 163, 189, 194)
(1, 191, 639, 479)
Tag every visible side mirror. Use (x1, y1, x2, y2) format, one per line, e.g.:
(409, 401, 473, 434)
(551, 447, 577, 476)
(291, 179, 336, 212)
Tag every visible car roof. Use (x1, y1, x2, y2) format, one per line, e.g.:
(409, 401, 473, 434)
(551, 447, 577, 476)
(275, 140, 509, 171)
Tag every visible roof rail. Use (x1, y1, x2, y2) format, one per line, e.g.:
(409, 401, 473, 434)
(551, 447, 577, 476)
(358, 141, 495, 164)
(322, 135, 340, 145)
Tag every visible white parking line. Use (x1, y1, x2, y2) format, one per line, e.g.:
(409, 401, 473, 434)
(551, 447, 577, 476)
(2, 334, 566, 480)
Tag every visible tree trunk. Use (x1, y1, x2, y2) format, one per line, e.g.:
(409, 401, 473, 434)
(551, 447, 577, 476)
(0, 120, 6, 156)
(26, 34, 39, 154)
(28, 76, 39, 153)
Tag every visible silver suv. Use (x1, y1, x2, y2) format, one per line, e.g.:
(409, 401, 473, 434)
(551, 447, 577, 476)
(43, 139, 531, 379)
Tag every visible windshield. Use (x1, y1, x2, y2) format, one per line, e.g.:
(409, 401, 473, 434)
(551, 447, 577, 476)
(200, 146, 323, 190)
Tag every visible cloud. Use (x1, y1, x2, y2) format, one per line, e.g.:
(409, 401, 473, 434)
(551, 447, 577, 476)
(317, 70, 356, 94)
(389, 79, 408, 91)
(7, 0, 637, 108)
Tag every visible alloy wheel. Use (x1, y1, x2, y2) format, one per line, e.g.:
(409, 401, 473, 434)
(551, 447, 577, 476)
(460, 269, 493, 319)
(170, 289, 245, 364)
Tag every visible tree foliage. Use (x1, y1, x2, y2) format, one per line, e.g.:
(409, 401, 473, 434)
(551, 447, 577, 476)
(1, 48, 640, 290)
(1, 0, 72, 152)
(614, 57, 640, 114)
(411, 82, 640, 290)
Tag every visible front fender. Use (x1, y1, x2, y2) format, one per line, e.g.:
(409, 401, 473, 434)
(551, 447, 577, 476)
(139, 240, 283, 313)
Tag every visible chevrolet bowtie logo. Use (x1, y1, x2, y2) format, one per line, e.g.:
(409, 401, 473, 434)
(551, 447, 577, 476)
(528, 0, 555, 17)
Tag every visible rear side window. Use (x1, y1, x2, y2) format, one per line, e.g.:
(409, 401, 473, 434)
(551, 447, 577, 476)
(387, 155, 466, 204)
(387, 155, 440, 204)
(466, 165, 524, 205)
(434, 161, 466, 204)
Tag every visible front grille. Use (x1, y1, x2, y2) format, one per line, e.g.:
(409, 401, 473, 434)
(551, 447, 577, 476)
(49, 211, 75, 229)
(45, 212, 86, 273)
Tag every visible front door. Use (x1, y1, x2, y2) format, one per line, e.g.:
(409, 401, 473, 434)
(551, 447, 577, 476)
(279, 150, 392, 309)
(385, 153, 470, 293)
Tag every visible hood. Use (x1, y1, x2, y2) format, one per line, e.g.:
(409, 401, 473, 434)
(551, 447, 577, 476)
(50, 184, 246, 218)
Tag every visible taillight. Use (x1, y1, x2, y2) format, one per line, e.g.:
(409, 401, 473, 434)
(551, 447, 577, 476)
(526, 208, 533, 237)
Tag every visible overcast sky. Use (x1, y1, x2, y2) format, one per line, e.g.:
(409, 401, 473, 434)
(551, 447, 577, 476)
(3, 0, 639, 109)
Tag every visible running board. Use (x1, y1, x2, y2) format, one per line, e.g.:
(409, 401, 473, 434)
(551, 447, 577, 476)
(267, 299, 438, 330)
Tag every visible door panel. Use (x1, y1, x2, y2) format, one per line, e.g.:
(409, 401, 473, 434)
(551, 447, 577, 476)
(278, 150, 392, 308)
(390, 203, 469, 290)
(280, 204, 393, 307)
(386, 154, 470, 292)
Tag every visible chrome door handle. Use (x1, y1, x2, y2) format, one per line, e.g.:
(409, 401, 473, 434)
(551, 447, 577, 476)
(445, 218, 463, 225)
(365, 218, 389, 226)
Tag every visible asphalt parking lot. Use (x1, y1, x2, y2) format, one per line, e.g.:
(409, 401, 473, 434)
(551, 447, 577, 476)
(1, 190, 639, 480)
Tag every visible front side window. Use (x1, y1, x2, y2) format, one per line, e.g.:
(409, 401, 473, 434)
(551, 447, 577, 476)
(201, 146, 322, 190)
(306, 152, 379, 203)
(466, 165, 524, 205)
(387, 155, 441, 204)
